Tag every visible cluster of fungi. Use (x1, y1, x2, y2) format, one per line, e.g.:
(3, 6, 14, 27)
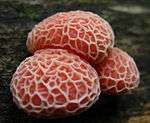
(10, 10, 140, 118)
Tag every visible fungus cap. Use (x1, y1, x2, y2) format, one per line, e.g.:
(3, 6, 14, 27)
(95, 47, 140, 94)
(27, 10, 114, 64)
(10, 49, 100, 118)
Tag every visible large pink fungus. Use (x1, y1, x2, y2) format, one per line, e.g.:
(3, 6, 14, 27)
(10, 49, 100, 118)
(27, 10, 114, 64)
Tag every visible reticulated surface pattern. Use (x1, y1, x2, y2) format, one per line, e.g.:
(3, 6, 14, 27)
(95, 48, 140, 94)
(27, 10, 114, 63)
(10, 49, 100, 118)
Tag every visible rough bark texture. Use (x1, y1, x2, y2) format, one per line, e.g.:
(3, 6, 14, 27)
(0, 0, 150, 123)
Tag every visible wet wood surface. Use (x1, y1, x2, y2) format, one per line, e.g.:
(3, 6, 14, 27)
(0, 0, 150, 123)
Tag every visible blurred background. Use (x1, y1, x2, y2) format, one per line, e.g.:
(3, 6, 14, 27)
(0, 0, 150, 123)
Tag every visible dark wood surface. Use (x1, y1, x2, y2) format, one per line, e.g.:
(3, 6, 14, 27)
(0, 0, 150, 123)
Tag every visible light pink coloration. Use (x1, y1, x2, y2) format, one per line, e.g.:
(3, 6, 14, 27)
(27, 10, 114, 63)
(10, 49, 100, 118)
(95, 47, 140, 95)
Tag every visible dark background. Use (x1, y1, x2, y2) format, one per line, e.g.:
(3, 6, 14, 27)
(0, 0, 150, 123)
